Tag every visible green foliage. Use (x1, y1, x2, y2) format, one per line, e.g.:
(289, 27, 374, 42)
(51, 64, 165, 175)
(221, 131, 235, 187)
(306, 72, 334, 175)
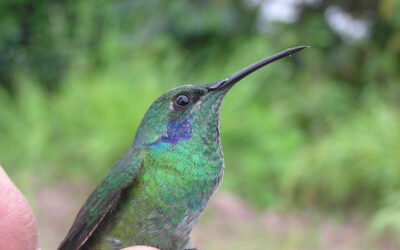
(283, 99, 400, 209)
(0, 0, 259, 89)
(371, 192, 400, 237)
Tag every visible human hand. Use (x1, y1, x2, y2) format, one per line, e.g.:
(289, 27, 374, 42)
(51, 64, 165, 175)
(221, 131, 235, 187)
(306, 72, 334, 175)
(122, 247, 159, 250)
(0, 165, 39, 250)
(0, 165, 159, 250)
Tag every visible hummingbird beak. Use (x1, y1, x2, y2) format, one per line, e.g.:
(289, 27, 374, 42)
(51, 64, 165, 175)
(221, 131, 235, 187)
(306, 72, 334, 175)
(207, 46, 309, 91)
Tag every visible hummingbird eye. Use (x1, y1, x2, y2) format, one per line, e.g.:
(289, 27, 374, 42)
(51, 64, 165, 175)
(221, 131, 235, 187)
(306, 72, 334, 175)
(173, 92, 191, 109)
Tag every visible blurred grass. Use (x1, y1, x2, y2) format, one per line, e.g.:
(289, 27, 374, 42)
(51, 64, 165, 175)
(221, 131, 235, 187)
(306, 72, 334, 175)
(1, 36, 400, 239)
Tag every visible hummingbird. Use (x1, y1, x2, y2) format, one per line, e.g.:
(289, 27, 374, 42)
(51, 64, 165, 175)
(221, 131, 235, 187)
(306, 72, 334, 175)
(58, 46, 307, 250)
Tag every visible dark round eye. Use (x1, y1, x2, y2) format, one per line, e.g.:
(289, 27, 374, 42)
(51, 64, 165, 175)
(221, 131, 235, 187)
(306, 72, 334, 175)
(173, 92, 191, 109)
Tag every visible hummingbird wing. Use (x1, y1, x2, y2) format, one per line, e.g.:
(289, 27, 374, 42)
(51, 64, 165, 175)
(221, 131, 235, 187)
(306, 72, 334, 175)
(58, 147, 143, 250)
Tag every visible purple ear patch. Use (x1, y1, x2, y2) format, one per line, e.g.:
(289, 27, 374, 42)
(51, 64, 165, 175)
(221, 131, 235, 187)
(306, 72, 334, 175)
(145, 115, 194, 147)
(161, 118, 193, 144)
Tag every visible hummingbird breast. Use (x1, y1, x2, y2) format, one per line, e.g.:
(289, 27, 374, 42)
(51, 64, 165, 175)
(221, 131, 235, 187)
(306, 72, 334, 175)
(84, 136, 224, 250)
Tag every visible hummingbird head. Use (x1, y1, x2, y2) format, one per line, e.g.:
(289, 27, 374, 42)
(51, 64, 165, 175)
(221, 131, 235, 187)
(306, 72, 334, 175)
(133, 46, 308, 148)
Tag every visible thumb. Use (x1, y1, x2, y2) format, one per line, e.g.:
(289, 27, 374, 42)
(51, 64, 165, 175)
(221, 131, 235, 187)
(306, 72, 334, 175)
(0, 166, 39, 250)
(122, 246, 159, 250)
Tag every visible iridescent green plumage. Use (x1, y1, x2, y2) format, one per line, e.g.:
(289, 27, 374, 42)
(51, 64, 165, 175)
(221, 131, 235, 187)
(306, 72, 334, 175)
(58, 46, 307, 250)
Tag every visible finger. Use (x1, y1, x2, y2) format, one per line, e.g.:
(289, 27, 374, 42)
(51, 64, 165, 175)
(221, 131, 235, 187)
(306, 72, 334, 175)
(121, 246, 159, 250)
(0, 166, 39, 250)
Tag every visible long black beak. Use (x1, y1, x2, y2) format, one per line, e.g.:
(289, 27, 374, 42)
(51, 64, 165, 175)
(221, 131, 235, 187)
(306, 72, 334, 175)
(208, 46, 309, 91)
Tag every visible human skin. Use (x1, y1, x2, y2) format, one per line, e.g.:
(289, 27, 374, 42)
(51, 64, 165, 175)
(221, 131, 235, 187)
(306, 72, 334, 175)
(0, 166, 38, 250)
(0, 165, 158, 250)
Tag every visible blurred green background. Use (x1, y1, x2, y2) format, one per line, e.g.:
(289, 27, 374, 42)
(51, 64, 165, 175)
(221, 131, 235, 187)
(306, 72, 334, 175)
(1, 0, 400, 249)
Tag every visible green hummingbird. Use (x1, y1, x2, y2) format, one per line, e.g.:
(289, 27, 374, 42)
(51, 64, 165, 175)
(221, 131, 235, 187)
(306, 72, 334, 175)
(58, 46, 307, 250)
